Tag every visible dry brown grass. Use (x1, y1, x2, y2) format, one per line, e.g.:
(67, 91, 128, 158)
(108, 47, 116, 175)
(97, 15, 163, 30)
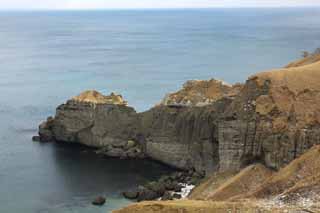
(188, 171, 237, 200)
(206, 164, 273, 201)
(251, 61, 320, 128)
(113, 200, 286, 213)
(113, 147, 320, 213)
(72, 90, 127, 105)
(242, 145, 320, 200)
(113, 57, 320, 213)
(285, 53, 320, 68)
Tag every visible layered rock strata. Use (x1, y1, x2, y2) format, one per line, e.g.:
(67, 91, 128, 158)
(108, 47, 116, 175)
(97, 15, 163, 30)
(37, 58, 320, 175)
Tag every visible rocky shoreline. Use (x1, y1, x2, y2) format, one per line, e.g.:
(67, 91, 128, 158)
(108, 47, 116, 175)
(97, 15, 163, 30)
(122, 169, 204, 202)
(33, 54, 320, 211)
(34, 62, 320, 174)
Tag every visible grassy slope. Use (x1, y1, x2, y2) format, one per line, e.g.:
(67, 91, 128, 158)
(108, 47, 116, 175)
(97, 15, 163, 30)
(113, 56, 320, 213)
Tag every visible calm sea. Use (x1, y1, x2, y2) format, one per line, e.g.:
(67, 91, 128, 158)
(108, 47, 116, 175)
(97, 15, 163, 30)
(0, 8, 319, 213)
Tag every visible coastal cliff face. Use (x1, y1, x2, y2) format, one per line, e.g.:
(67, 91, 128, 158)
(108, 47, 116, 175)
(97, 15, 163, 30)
(116, 145, 320, 213)
(37, 57, 320, 175)
(159, 79, 242, 107)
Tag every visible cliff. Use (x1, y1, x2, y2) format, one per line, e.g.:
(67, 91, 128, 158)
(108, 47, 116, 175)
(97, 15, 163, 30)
(37, 57, 320, 175)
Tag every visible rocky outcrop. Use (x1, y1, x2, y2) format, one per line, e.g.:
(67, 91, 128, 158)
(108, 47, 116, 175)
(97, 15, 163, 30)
(38, 90, 144, 159)
(123, 170, 203, 202)
(37, 59, 320, 176)
(92, 196, 106, 206)
(159, 79, 242, 107)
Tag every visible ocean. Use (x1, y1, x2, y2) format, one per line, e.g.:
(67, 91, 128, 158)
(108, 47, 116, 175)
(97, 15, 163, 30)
(0, 8, 319, 213)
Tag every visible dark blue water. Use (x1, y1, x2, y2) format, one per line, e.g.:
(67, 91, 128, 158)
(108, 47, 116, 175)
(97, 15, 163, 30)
(0, 8, 320, 213)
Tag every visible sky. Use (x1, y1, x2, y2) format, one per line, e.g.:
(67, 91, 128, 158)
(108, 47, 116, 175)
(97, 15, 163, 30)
(0, 0, 320, 10)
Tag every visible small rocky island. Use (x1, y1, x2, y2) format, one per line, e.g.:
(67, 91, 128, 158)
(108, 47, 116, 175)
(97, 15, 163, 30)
(34, 54, 320, 212)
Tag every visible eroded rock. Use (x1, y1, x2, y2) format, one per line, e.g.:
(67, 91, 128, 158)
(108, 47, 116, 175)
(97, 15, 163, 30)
(36, 58, 320, 175)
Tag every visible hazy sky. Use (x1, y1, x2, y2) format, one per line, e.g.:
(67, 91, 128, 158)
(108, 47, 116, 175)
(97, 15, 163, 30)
(1, 0, 320, 10)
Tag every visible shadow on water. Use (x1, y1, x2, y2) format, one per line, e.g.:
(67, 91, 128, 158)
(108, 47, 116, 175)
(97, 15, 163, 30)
(42, 142, 175, 211)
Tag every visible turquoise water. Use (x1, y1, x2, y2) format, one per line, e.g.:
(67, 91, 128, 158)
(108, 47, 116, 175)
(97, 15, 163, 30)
(0, 8, 320, 213)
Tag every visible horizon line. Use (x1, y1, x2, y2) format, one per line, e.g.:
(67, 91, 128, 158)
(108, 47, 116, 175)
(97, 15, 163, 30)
(0, 6, 319, 12)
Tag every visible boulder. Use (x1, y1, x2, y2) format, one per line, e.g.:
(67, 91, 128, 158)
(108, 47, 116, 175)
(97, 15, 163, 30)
(145, 181, 166, 197)
(125, 140, 136, 149)
(172, 193, 182, 199)
(122, 190, 139, 200)
(92, 196, 106, 206)
(32, 136, 40, 142)
(161, 191, 173, 201)
(173, 184, 183, 193)
(137, 189, 159, 202)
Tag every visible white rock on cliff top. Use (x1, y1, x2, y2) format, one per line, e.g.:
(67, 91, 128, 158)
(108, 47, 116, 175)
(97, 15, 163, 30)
(72, 90, 128, 105)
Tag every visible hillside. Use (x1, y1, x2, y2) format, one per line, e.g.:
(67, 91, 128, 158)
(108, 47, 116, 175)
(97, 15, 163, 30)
(112, 55, 320, 212)
(241, 145, 320, 207)
(114, 145, 320, 213)
(285, 53, 320, 68)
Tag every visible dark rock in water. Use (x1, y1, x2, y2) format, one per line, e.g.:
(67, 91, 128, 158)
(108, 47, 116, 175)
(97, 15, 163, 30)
(122, 190, 139, 200)
(173, 184, 183, 193)
(38, 116, 55, 142)
(161, 191, 173, 201)
(164, 181, 180, 191)
(32, 136, 41, 142)
(145, 181, 166, 197)
(122, 167, 202, 202)
(172, 193, 182, 199)
(105, 148, 125, 158)
(137, 189, 159, 202)
(92, 196, 106, 206)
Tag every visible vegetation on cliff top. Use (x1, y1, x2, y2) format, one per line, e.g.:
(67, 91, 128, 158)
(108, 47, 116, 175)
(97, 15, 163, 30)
(72, 90, 128, 105)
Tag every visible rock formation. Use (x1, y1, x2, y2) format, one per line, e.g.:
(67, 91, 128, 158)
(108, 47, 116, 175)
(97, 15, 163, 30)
(37, 58, 320, 176)
(159, 79, 243, 107)
(115, 145, 320, 213)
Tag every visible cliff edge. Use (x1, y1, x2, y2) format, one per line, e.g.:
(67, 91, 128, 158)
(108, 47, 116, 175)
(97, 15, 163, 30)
(37, 56, 320, 174)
